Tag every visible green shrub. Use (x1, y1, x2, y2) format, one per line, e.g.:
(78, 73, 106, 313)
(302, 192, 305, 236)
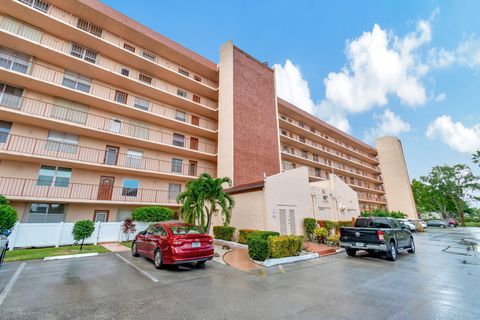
(465, 222, 480, 227)
(0, 195, 8, 205)
(0, 204, 17, 234)
(326, 234, 340, 246)
(247, 231, 280, 261)
(360, 209, 406, 219)
(238, 229, 257, 244)
(313, 227, 328, 243)
(336, 221, 353, 229)
(132, 206, 173, 222)
(268, 235, 303, 259)
(213, 226, 236, 241)
(303, 218, 317, 240)
(72, 220, 95, 250)
(319, 220, 337, 232)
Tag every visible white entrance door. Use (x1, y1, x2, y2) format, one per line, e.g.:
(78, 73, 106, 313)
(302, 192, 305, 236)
(278, 206, 296, 235)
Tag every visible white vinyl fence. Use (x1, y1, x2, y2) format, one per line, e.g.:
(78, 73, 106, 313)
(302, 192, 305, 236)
(7, 221, 154, 250)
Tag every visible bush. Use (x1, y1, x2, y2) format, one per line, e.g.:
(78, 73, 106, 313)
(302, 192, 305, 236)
(268, 235, 303, 259)
(238, 229, 257, 244)
(319, 220, 337, 232)
(213, 226, 236, 241)
(0, 204, 17, 234)
(72, 220, 95, 250)
(360, 209, 406, 219)
(326, 234, 340, 246)
(304, 218, 317, 240)
(0, 195, 8, 205)
(313, 227, 328, 243)
(247, 231, 280, 261)
(132, 206, 173, 222)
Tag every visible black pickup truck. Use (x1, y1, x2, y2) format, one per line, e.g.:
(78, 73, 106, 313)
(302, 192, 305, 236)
(340, 217, 415, 261)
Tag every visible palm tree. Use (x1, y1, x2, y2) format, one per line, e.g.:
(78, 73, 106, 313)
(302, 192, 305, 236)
(176, 173, 235, 234)
(473, 151, 480, 167)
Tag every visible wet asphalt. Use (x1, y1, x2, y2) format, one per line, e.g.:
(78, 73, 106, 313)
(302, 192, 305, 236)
(0, 227, 479, 320)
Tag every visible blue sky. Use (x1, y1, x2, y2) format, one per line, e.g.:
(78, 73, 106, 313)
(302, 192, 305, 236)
(103, 0, 480, 180)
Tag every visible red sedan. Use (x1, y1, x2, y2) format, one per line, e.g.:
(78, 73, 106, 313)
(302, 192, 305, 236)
(132, 223, 214, 268)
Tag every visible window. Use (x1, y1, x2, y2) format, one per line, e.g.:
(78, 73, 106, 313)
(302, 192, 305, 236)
(0, 83, 24, 108)
(177, 89, 188, 98)
(310, 126, 316, 133)
(172, 133, 185, 147)
(62, 71, 91, 93)
(178, 68, 189, 77)
(110, 119, 122, 133)
(192, 94, 201, 103)
(168, 183, 181, 200)
(170, 225, 203, 235)
(128, 120, 149, 140)
(122, 179, 139, 197)
(0, 120, 12, 143)
(76, 18, 103, 37)
(114, 90, 128, 104)
(0, 16, 43, 42)
(94, 210, 109, 222)
(313, 154, 319, 162)
(70, 43, 97, 64)
(126, 150, 143, 169)
(117, 210, 132, 222)
(151, 225, 167, 236)
(19, 0, 50, 13)
(120, 68, 130, 77)
(175, 110, 186, 122)
(138, 73, 152, 84)
(25, 203, 66, 223)
(299, 136, 306, 143)
(36, 165, 72, 187)
(133, 97, 149, 111)
(315, 168, 321, 177)
(51, 98, 88, 124)
(301, 150, 308, 158)
(281, 130, 287, 136)
(0, 47, 31, 74)
(194, 75, 202, 82)
(142, 51, 156, 61)
(299, 122, 305, 128)
(171, 158, 183, 174)
(45, 130, 79, 154)
(123, 43, 135, 53)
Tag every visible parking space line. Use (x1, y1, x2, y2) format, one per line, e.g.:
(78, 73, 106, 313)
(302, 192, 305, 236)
(0, 263, 26, 306)
(115, 254, 158, 283)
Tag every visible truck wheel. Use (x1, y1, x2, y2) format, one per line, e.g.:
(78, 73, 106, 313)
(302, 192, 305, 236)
(346, 248, 357, 257)
(408, 238, 415, 253)
(386, 242, 397, 261)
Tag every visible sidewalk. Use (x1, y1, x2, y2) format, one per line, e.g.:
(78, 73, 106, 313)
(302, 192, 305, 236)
(100, 243, 130, 252)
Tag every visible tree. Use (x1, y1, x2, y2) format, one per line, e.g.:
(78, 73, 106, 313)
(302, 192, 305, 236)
(72, 220, 95, 250)
(421, 165, 480, 226)
(472, 151, 480, 167)
(411, 179, 455, 215)
(0, 195, 9, 206)
(176, 173, 235, 234)
(122, 218, 136, 241)
(0, 204, 17, 235)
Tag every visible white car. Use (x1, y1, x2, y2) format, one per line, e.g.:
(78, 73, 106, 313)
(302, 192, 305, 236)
(409, 219, 428, 229)
(398, 219, 416, 232)
(0, 234, 8, 267)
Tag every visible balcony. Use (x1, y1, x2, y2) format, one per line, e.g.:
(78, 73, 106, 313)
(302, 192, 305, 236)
(357, 193, 387, 204)
(0, 93, 217, 159)
(0, 176, 179, 205)
(4, 0, 218, 97)
(281, 162, 330, 180)
(0, 133, 216, 180)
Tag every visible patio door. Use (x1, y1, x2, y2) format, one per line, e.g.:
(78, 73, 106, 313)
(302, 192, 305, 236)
(94, 210, 109, 222)
(278, 206, 296, 235)
(104, 146, 119, 165)
(97, 176, 115, 200)
(190, 137, 198, 150)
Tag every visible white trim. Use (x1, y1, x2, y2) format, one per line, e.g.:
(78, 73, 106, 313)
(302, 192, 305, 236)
(0, 262, 26, 306)
(43, 252, 99, 261)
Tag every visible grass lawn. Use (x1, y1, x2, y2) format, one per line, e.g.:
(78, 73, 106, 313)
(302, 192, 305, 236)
(120, 241, 132, 248)
(5, 245, 111, 262)
(464, 222, 480, 227)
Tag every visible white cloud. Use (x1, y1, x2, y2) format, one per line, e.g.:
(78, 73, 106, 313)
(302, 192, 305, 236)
(274, 12, 435, 134)
(429, 34, 480, 69)
(434, 92, 446, 102)
(364, 109, 411, 143)
(426, 116, 480, 153)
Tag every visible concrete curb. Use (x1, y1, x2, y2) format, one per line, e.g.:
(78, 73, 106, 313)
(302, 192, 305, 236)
(255, 253, 319, 267)
(213, 239, 248, 249)
(44, 253, 99, 261)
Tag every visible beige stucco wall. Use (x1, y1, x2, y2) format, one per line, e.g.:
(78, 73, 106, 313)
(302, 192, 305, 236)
(226, 190, 265, 232)
(376, 136, 417, 218)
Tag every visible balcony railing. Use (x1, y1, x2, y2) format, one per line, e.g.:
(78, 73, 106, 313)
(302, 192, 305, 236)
(0, 93, 217, 155)
(0, 46, 217, 130)
(0, 176, 178, 204)
(0, 133, 216, 177)
(357, 193, 387, 203)
(281, 163, 330, 180)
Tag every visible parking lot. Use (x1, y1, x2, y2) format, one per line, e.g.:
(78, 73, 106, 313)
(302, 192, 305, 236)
(1, 228, 479, 320)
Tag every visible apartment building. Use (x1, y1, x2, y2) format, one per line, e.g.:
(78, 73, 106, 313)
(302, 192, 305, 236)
(0, 0, 416, 226)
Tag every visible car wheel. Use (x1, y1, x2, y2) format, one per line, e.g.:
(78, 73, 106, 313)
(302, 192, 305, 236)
(440, 225, 446, 229)
(345, 248, 357, 257)
(386, 242, 397, 261)
(154, 249, 163, 269)
(131, 241, 139, 257)
(407, 238, 415, 254)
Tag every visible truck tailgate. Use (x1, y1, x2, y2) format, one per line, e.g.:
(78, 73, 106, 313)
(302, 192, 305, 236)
(340, 227, 382, 243)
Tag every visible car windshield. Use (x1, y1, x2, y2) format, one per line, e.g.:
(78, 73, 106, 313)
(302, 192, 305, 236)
(169, 226, 204, 235)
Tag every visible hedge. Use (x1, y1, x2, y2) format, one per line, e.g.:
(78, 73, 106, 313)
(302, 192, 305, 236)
(268, 235, 303, 259)
(132, 206, 173, 222)
(213, 226, 236, 241)
(360, 209, 406, 219)
(247, 231, 279, 261)
(317, 220, 353, 232)
(303, 218, 317, 240)
(238, 229, 257, 244)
